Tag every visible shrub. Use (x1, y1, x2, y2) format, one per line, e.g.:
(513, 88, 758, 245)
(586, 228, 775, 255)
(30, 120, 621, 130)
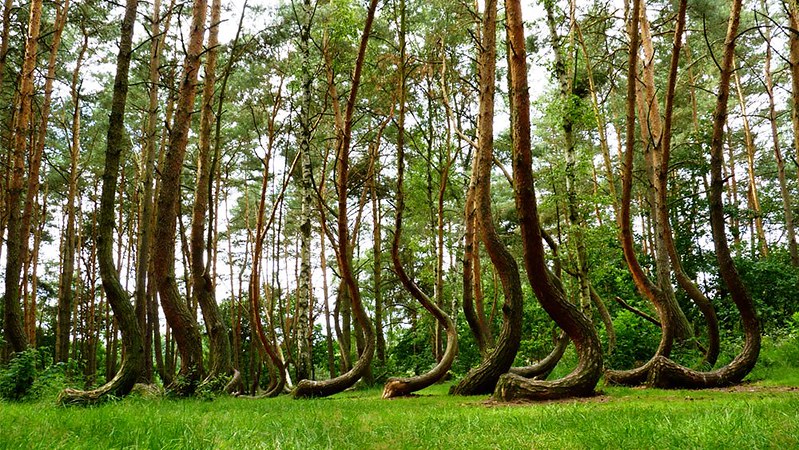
(0, 349, 38, 401)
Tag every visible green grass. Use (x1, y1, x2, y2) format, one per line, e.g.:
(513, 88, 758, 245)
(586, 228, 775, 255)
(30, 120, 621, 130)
(1, 380, 798, 449)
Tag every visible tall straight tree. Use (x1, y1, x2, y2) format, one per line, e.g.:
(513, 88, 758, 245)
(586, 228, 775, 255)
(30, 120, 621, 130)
(58, 0, 144, 405)
(58, 9, 86, 364)
(152, 0, 208, 392)
(4, 0, 46, 353)
(293, 0, 315, 382)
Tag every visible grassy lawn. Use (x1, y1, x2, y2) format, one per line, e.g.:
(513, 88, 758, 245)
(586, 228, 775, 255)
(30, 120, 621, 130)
(1, 380, 798, 449)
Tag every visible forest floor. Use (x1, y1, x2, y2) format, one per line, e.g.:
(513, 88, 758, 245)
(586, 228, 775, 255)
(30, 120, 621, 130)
(1, 374, 798, 449)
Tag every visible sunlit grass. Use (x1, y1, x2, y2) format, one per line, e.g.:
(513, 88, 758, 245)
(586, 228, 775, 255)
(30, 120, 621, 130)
(1, 378, 797, 449)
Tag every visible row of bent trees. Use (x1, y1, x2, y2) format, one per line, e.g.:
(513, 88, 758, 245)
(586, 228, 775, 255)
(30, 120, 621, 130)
(2, 0, 764, 405)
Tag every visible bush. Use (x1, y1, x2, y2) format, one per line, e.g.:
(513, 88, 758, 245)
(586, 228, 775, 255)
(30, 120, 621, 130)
(0, 349, 38, 401)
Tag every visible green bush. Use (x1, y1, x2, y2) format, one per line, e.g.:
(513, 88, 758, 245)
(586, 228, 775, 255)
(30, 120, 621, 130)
(0, 349, 38, 401)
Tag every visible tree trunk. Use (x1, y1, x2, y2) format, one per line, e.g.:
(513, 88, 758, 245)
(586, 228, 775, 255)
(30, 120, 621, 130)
(492, 0, 603, 402)
(450, 0, 524, 396)
(761, 4, 798, 267)
(191, 0, 233, 388)
(647, 0, 760, 387)
(383, 0, 458, 398)
(3, 0, 43, 354)
(294, 0, 315, 381)
(59, 0, 144, 405)
(57, 12, 85, 365)
(293, 0, 379, 398)
(733, 69, 769, 258)
(152, 0, 208, 393)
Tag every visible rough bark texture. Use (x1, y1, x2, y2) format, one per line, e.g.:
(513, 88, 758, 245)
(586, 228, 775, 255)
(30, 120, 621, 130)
(295, 0, 315, 381)
(450, 0, 523, 396)
(58, 0, 144, 405)
(492, 0, 603, 402)
(646, 0, 760, 389)
(293, 0, 379, 399)
(3, 0, 43, 353)
(152, 0, 207, 392)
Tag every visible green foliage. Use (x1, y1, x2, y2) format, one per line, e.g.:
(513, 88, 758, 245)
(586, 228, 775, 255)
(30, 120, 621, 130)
(606, 310, 661, 369)
(734, 253, 799, 333)
(0, 349, 39, 401)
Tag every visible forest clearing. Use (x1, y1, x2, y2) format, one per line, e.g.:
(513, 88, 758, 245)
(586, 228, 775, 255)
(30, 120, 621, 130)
(3, 0, 799, 443)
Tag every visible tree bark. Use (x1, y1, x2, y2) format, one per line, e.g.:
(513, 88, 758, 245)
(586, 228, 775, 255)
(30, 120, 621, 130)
(3, 0, 43, 353)
(383, 0, 458, 397)
(450, 0, 524, 396)
(191, 0, 233, 387)
(647, 0, 760, 387)
(492, 0, 603, 402)
(293, 0, 379, 398)
(59, 0, 144, 405)
(151, 0, 208, 393)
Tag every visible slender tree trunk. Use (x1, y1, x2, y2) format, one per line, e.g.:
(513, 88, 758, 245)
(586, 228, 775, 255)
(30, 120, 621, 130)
(57, 15, 85, 364)
(293, 0, 379, 398)
(761, 6, 798, 267)
(319, 228, 336, 377)
(191, 0, 233, 387)
(383, 0, 457, 397)
(733, 69, 768, 257)
(294, 0, 315, 381)
(648, 0, 760, 387)
(59, 0, 144, 405)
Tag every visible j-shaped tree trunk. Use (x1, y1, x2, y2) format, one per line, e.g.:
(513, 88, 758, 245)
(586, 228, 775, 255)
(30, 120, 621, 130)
(450, 0, 523, 396)
(293, 0, 378, 399)
(58, 0, 144, 405)
(492, 0, 603, 402)
(646, 0, 760, 388)
(152, 0, 207, 394)
(383, 0, 457, 398)
(191, 0, 234, 389)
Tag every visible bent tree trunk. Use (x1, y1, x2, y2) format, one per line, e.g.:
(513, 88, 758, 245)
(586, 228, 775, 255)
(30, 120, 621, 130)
(192, 0, 234, 388)
(152, 0, 207, 394)
(293, 0, 379, 399)
(450, 0, 523, 396)
(383, 0, 457, 397)
(58, 0, 143, 405)
(605, 0, 674, 386)
(492, 0, 603, 402)
(647, 0, 760, 388)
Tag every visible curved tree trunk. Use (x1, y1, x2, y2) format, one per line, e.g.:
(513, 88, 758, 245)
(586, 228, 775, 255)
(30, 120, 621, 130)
(508, 331, 568, 380)
(383, 0, 457, 397)
(450, 0, 524, 396)
(293, 0, 379, 399)
(492, 0, 603, 402)
(646, 0, 760, 388)
(58, 0, 144, 405)
(152, 0, 207, 393)
(656, 0, 719, 366)
(191, 0, 233, 387)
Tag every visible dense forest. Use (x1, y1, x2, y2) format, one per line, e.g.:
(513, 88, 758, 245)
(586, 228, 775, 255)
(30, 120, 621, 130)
(1, 0, 798, 404)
